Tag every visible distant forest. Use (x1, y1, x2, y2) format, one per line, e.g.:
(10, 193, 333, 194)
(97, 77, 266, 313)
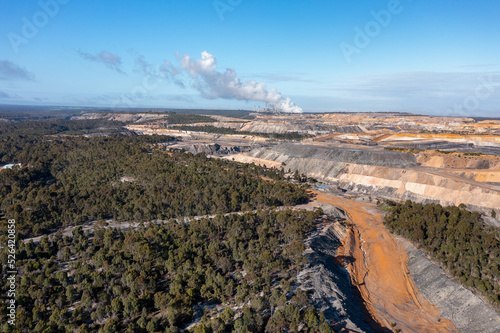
(161, 113, 215, 124)
(121, 112, 216, 125)
(0, 119, 126, 137)
(383, 200, 500, 305)
(0, 105, 255, 120)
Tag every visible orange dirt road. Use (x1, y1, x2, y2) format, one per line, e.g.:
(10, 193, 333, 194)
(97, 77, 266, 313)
(310, 191, 458, 333)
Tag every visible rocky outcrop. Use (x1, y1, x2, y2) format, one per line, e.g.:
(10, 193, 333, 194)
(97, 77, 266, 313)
(401, 239, 500, 333)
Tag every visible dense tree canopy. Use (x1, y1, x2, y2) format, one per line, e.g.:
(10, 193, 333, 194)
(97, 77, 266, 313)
(1, 130, 307, 237)
(0, 119, 329, 332)
(383, 200, 500, 305)
(0, 209, 334, 332)
(0, 119, 126, 137)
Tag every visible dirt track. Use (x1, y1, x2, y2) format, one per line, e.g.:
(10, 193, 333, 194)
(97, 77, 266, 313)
(310, 191, 458, 333)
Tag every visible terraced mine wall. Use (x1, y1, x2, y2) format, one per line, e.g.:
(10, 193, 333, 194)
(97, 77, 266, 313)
(243, 144, 500, 213)
(240, 122, 363, 135)
(267, 144, 418, 167)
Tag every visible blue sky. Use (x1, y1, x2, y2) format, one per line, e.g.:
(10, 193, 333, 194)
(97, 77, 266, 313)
(1, 0, 499, 116)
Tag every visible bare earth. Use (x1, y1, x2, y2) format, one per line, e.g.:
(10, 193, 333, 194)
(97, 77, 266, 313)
(310, 191, 458, 333)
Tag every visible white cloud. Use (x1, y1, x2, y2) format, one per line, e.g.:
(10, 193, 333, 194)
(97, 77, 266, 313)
(179, 51, 303, 113)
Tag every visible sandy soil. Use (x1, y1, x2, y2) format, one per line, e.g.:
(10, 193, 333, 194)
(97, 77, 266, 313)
(309, 191, 458, 333)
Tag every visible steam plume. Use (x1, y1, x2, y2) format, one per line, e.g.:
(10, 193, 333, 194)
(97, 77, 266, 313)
(179, 51, 302, 113)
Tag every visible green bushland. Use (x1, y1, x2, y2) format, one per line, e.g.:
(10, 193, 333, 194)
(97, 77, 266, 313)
(383, 200, 500, 305)
(1, 134, 306, 237)
(137, 112, 215, 125)
(0, 119, 126, 136)
(166, 113, 215, 124)
(0, 119, 334, 332)
(0, 209, 335, 332)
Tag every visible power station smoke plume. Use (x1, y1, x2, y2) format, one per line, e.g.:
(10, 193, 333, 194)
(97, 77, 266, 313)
(179, 51, 303, 113)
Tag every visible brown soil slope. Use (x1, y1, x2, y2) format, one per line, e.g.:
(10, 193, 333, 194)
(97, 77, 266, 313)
(311, 191, 457, 333)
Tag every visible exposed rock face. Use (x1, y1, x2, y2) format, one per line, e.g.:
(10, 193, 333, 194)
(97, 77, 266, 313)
(401, 239, 500, 333)
(168, 143, 252, 156)
(299, 221, 373, 333)
(241, 144, 500, 213)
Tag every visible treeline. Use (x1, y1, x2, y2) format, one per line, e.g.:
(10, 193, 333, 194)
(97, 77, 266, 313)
(164, 113, 215, 125)
(1, 131, 307, 237)
(0, 105, 82, 121)
(0, 209, 334, 332)
(383, 200, 500, 304)
(131, 112, 216, 125)
(169, 109, 252, 119)
(174, 125, 310, 140)
(0, 119, 125, 137)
